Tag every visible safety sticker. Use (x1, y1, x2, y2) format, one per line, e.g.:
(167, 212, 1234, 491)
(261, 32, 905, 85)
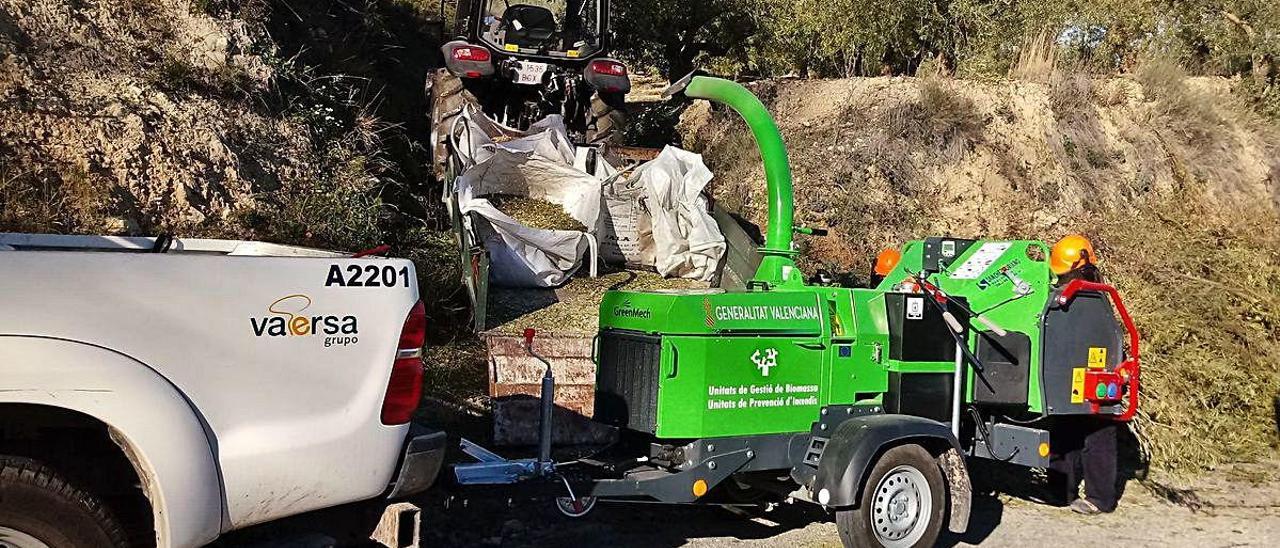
(1088, 347, 1107, 369)
(950, 242, 1012, 279)
(906, 297, 925, 320)
(1071, 368, 1086, 403)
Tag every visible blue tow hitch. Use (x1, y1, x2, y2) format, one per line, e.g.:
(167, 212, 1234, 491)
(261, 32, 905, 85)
(453, 328, 559, 486)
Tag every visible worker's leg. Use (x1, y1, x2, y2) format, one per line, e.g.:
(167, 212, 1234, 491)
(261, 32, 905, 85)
(1082, 419, 1118, 512)
(1047, 419, 1084, 504)
(1048, 446, 1082, 504)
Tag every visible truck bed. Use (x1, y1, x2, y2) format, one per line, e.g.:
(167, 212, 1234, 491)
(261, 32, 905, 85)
(0, 233, 347, 257)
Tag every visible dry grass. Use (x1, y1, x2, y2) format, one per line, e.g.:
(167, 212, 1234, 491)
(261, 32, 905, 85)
(1009, 30, 1058, 83)
(1094, 187, 1280, 470)
(0, 162, 109, 233)
(1050, 69, 1095, 120)
(1136, 59, 1228, 145)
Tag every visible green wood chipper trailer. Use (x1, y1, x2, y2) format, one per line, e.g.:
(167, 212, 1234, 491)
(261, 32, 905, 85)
(453, 74, 1140, 548)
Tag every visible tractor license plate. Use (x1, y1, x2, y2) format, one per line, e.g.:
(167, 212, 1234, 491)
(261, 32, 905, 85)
(513, 61, 548, 85)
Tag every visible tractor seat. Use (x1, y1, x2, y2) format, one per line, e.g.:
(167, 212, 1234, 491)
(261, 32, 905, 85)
(503, 4, 557, 47)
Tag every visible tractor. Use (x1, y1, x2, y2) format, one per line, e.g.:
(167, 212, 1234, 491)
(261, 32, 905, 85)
(434, 0, 629, 142)
(454, 75, 1140, 548)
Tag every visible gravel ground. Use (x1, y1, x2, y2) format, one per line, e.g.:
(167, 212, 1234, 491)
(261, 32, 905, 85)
(218, 462, 1280, 547)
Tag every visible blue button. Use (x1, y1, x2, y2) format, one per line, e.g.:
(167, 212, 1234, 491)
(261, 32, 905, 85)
(1107, 383, 1118, 398)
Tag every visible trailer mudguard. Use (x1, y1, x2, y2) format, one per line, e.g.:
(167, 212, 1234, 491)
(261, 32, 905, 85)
(0, 336, 224, 548)
(811, 414, 970, 533)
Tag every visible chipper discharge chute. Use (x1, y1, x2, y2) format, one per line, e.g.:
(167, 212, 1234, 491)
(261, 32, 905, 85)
(454, 75, 1140, 548)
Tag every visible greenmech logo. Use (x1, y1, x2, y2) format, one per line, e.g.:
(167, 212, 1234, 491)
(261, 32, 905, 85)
(976, 259, 1020, 290)
(613, 300, 652, 319)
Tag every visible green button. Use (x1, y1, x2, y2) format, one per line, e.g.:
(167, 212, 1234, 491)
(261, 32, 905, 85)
(1095, 384, 1107, 398)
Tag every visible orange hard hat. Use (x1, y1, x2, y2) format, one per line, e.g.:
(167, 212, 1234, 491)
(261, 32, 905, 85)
(1050, 234, 1097, 275)
(874, 247, 902, 276)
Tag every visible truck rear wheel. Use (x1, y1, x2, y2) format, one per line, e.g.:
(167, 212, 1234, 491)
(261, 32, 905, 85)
(835, 444, 945, 548)
(0, 455, 129, 548)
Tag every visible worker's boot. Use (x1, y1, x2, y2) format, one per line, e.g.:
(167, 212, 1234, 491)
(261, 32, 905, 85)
(1070, 499, 1103, 515)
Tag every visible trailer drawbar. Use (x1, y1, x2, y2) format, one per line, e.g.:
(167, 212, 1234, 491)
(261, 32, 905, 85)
(453, 74, 1140, 548)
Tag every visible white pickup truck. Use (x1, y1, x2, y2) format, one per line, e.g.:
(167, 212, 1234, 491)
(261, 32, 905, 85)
(0, 234, 445, 548)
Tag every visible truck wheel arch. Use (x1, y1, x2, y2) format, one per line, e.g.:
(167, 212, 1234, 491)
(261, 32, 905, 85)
(0, 336, 224, 547)
(811, 414, 971, 534)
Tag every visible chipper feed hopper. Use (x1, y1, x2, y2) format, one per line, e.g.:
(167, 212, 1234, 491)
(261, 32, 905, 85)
(455, 75, 1140, 548)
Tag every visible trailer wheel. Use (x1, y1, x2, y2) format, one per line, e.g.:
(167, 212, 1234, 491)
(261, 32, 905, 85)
(835, 444, 945, 548)
(554, 495, 598, 519)
(0, 455, 129, 548)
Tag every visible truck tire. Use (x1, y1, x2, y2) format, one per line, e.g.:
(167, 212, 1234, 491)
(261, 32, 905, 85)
(835, 444, 945, 548)
(587, 94, 627, 145)
(0, 455, 129, 548)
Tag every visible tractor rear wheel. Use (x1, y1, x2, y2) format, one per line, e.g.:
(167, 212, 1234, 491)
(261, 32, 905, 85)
(587, 93, 627, 145)
(835, 444, 945, 548)
(426, 69, 473, 184)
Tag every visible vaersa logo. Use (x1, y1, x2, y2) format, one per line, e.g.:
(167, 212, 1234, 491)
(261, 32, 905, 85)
(251, 294, 360, 348)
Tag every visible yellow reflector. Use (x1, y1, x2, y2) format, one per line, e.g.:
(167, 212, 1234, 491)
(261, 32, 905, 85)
(1038, 442, 1050, 458)
(692, 479, 708, 497)
(504, 44, 519, 52)
(567, 50, 580, 58)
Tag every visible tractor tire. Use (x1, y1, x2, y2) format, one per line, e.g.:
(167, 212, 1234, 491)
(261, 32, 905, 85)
(0, 455, 130, 548)
(427, 69, 473, 184)
(835, 444, 946, 548)
(587, 94, 627, 145)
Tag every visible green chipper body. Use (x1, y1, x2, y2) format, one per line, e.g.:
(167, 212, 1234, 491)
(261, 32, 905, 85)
(592, 76, 1139, 458)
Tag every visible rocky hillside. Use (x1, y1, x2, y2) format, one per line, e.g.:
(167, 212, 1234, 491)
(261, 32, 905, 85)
(2, 0, 293, 232)
(680, 70, 1280, 470)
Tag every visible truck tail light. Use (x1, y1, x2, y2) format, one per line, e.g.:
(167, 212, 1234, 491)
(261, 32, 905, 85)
(382, 300, 426, 425)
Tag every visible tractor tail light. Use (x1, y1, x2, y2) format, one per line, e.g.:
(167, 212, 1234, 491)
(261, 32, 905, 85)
(584, 59, 631, 95)
(382, 300, 426, 425)
(589, 60, 627, 77)
(442, 41, 496, 79)
(452, 46, 491, 62)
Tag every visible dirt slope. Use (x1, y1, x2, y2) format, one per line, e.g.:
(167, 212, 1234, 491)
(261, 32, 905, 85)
(679, 74, 1280, 470)
(0, 0, 288, 231)
(681, 75, 1279, 263)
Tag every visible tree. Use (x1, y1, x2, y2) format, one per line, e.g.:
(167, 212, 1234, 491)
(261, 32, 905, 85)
(612, 0, 761, 79)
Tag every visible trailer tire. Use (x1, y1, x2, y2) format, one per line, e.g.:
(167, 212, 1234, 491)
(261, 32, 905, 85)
(835, 444, 945, 548)
(553, 495, 598, 519)
(0, 455, 129, 548)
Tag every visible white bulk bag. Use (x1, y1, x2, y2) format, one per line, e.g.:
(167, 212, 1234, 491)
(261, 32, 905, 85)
(454, 112, 601, 288)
